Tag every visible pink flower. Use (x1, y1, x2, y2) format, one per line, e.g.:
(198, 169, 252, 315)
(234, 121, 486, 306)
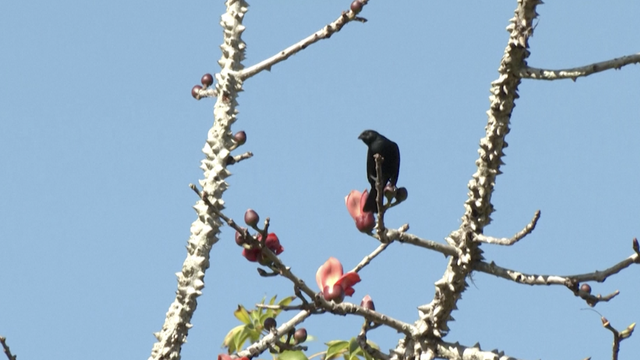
(242, 233, 284, 262)
(345, 190, 375, 232)
(316, 257, 361, 302)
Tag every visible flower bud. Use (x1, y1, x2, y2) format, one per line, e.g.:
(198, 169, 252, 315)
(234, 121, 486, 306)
(294, 328, 307, 344)
(395, 187, 408, 203)
(263, 317, 276, 331)
(244, 209, 259, 227)
(191, 85, 202, 99)
(201, 73, 213, 87)
(360, 295, 375, 311)
(234, 131, 247, 145)
(323, 284, 345, 303)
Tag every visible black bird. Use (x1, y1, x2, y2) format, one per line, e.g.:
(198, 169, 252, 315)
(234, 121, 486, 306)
(358, 130, 400, 213)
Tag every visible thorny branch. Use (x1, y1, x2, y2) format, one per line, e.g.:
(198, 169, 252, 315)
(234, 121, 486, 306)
(474, 246, 639, 287)
(521, 53, 640, 81)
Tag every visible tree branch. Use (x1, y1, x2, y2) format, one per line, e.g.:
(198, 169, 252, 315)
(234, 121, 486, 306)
(474, 251, 639, 287)
(476, 210, 540, 245)
(239, 2, 369, 80)
(351, 242, 391, 274)
(0, 337, 17, 360)
(520, 53, 640, 81)
(601, 317, 635, 360)
(436, 340, 525, 360)
(148, 1, 248, 358)
(408, 1, 543, 348)
(239, 310, 312, 359)
(386, 228, 458, 258)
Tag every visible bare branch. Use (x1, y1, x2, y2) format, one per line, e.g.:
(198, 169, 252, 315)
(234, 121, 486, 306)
(476, 210, 540, 245)
(373, 154, 390, 242)
(358, 324, 390, 360)
(351, 243, 391, 274)
(239, 3, 369, 80)
(226, 151, 254, 165)
(192, 86, 218, 100)
(474, 249, 639, 288)
(0, 336, 17, 360)
(521, 53, 640, 81)
(320, 300, 417, 336)
(601, 317, 636, 360)
(386, 228, 458, 258)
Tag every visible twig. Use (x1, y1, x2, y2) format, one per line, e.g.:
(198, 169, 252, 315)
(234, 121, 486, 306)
(386, 227, 458, 257)
(193, 87, 218, 99)
(239, 310, 312, 359)
(601, 317, 635, 360)
(476, 210, 540, 245)
(0, 336, 17, 360)
(373, 154, 389, 242)
(256, 303, 307, 311)
(520, 53, 640, 81)
(226, 152, 254, 165)
(357, 325, 390, 360)
(320, 300, 417, 336)
(350, 243, 391, 274)
(239, 3, 370, 80)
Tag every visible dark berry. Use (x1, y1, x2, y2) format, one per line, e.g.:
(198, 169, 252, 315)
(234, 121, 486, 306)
(580, 283, 592, 294)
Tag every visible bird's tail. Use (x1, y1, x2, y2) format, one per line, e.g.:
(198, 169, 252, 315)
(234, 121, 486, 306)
(363, 187, 378, 213)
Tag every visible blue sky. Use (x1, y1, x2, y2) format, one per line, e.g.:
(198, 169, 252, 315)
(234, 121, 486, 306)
(1, 1, 639, 360)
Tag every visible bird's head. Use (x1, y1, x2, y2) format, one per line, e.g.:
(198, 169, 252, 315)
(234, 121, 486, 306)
(358, 130, 379, 145)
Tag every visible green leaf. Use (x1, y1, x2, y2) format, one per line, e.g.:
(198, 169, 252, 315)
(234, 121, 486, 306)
(222, 325, 245, 350)
(325, 340, 349, 360)
(275, 296, 295, 316)
(348, 338, 359, 354)
(278, 350, 308, 360)
(234, 305, 251, 324)
(269, 294, 278, 305)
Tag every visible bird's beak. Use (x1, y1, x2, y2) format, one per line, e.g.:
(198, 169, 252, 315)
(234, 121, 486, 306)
(358, 134, 364, 140)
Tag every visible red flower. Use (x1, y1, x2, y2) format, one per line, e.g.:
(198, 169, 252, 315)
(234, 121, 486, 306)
(242, 233, 284, 262)
(316, 257, 361, 302)
(345, 190, 375, 232)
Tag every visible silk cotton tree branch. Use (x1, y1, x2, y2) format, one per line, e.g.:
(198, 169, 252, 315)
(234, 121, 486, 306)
(520, 53, 640, 81)
(390, 1, 543, 360)
(148, 1, 248, 359)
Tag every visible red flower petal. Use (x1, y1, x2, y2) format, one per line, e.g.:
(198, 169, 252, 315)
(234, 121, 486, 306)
(316, 257, 344, 290)
(345, 190, 363, 219)
(335, 272, 361, 296)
